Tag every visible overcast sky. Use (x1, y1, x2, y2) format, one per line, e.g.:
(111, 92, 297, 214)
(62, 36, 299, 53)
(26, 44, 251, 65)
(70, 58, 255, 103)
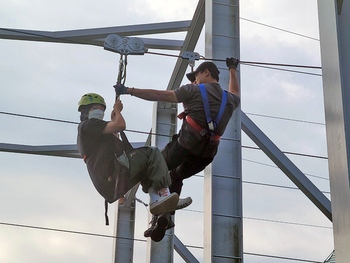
(0, 0, 334, 262)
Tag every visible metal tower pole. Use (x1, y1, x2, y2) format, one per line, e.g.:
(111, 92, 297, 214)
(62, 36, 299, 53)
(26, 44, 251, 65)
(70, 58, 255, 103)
(146, 101, 177, 262)
(204, 0, 242, 262)
(318, 0, 350, 261)
(112, 199, 136, 263)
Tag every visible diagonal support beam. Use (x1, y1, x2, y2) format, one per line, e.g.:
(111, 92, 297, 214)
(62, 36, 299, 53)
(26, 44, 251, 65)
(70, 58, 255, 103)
(174, 235, 200, 263)
(241, 111, 332, 221)
(165, 0, 205, 95)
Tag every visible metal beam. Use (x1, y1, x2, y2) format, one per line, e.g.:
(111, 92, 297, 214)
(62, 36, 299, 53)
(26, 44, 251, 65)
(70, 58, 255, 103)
(0, 142, 144, 158)
(147, 102, 177, 263)
(174, 235, 200, 263)
(241, 112, 332, 220)
(112, 202, 136, 263)
(0, 28, 184, 50)
(318, 0, 350, 261)
(204, 0, 242, 262)
(0, 21, 190, 50)
(338, 0, 344, 14)
(165, 0, 205, 94)
(0, 21, 190, 39)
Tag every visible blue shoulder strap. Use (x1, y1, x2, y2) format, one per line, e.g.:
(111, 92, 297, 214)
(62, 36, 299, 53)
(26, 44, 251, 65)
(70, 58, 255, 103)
(214, 90, 227, 127)
(198, 84, 212, 129)
(198, 84, 227, 132)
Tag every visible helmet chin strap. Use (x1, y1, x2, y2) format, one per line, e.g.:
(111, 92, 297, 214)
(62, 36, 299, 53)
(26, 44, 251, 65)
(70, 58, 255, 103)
(80, 106, 92, 120)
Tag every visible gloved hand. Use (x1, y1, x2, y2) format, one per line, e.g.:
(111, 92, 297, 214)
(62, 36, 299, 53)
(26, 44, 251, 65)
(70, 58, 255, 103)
(226, 57, 239, 70)
(114, 83, 128, 95)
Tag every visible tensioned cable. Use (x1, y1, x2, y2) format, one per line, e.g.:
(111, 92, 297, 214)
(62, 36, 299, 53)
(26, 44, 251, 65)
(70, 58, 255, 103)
(145, 51, 322, 78)
(145, 50, 322, 70)
(242, 158, 329, 181)
(246, 112, 325, 126)
(240, 17, 320, 42)
(0, 221, 325, 263)
(242, 145, 328, 160)
(0, 110, 328, 160)
(244, 216, 332, 229)
(240, 63, 322, 76)
(181, 208, 332, 229)
(244, 252, 323, 263)
(242, 180, 330, 194)
(0, 221, 144, 242)
(192, 174, 330, 194)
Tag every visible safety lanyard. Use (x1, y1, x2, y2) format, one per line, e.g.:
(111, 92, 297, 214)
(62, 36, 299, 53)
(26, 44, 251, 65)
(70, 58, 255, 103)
(198, 84, 227, 133)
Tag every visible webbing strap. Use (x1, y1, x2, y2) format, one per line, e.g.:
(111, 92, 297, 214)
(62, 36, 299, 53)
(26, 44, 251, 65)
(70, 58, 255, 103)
(120, 131, 133, 152)
(199, 84, 212, 129)
(198, 84, 227, 132)
(215, 90, 227, 126)
(105, 200, 109, 226)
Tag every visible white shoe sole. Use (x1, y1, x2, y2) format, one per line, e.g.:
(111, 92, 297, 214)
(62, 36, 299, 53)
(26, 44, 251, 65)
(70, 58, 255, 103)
(175, 197, 193, 210)
(150, 193, 179, 215)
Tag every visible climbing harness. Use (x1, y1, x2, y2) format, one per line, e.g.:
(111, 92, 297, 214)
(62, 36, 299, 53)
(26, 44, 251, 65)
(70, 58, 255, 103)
(199, 83, 227, 133)
(178, 83, 227, 141)
(104, 34, 147, 98)
(103, 130, 135, 225)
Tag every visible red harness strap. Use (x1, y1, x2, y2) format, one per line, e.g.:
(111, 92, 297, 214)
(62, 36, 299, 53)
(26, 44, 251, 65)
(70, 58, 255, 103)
(177, 112, 221, 141)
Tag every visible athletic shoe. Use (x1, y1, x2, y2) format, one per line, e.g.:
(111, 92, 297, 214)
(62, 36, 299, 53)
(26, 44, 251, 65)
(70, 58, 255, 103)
(175, 196, 192, 210)
(151, 213, 171, 242)
(144, 215, 158, 238)
(144, 214, 175, 238)
(150, 193, 179, 215)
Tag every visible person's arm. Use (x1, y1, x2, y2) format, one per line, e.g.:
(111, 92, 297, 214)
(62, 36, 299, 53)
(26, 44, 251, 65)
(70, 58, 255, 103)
(102, 100, 126, 134)
(228, 68, 240, 97)
(127, 88, 179, 103)
(226, 57, 240, 97)
(114, 84, 179, 103)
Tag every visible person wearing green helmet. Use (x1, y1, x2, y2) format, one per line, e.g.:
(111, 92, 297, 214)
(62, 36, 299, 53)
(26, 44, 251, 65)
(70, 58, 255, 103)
(77, 93, 189, 241)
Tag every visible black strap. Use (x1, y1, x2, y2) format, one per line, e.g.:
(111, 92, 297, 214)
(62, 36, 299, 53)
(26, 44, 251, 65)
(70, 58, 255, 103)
(104, 132, 132, 226)
(120, 131, 133, 152)
(105, 200, 109, 226)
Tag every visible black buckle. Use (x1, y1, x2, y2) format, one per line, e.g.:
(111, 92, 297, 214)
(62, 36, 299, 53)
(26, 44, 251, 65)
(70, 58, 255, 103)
(200, 129, 211, 140)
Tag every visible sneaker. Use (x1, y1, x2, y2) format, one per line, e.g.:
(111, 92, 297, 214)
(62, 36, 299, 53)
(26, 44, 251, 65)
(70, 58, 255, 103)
(144, 215, 158, 238)
(144, 214, 175, 238)
(151, 213, 171, 242)
(150, 193, 179, 215)
(175, 196, 192, 210)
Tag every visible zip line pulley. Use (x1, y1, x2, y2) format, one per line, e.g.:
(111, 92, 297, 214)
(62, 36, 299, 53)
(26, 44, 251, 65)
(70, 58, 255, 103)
(104, 34, 147, 98)
(181, 51, 200, 72)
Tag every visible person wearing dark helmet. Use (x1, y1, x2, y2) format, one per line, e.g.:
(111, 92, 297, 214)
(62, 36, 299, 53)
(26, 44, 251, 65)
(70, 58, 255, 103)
(77, 93, 190, 241)
(115, 58, 240, 239)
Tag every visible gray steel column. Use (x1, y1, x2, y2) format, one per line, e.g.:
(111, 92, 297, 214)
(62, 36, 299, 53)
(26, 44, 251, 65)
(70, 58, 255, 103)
(318, 0, 350, 262)
(204, 0, 242, 262)
(112, 199, 136, 263)
(147, 101, 177, 263)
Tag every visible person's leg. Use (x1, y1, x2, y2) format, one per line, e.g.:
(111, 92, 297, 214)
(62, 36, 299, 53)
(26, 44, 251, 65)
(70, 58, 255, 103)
(127, 146, 179, 215)
(161, 134, 191, 171)
(170, 155, 214, 195)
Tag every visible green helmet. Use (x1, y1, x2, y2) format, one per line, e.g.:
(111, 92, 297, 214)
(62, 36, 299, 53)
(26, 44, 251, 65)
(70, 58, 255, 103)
(78, 93, 106, 112)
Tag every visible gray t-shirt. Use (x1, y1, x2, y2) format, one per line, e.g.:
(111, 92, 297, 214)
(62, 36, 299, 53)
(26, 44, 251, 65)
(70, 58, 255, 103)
(174, 82, 240, 157)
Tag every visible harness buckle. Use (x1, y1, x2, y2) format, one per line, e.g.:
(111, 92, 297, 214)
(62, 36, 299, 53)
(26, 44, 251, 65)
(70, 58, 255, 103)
(207, 121, 215, 132)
